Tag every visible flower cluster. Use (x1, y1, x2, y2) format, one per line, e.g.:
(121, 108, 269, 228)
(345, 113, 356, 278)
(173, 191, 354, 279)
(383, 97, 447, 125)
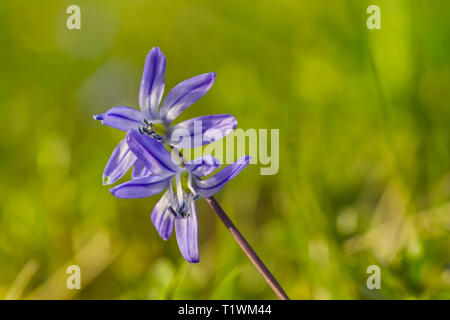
(94, 47, 249, 263)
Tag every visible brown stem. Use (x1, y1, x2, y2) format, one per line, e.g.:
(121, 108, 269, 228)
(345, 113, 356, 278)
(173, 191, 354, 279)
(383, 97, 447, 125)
(205, 196, 289, 300)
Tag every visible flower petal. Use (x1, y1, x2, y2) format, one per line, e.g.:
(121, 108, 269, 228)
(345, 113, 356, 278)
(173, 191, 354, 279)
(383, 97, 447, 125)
(139, 47, 166, 119)
(93, 107, 144, 131)
(167, 114, 237, 149)
(132, 159, 152, 179)
(151, 190, 175, 241)
(194, 156, 250, 198)
(159, 72, 215, 123)
(102, 139, 137, 185)
(175, 201, 199, 263)
(185, 155, 220, 177)
(126, 129, 182, 177)
(110, 174, 171, 199)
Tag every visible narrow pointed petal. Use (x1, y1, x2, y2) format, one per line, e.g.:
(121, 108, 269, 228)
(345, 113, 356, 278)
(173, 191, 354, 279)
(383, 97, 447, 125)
(110, 174, 171, 199)
(167, 114, 237, 149)
(132, 159, 152, 179)
(175, 201, 199, 263)
(126, 129, 182, 177)
(185, 155, 220, 177)
(194, 156, 250, 198)
(139, 47, 166, 119)
(93, 107, 144, 131)
(160, 72, 215, 124)
(151, 190, 175, 241)
(102, 139, 137, 185)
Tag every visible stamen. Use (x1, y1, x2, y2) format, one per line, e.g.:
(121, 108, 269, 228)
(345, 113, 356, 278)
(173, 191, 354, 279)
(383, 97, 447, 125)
(177, 192, 192, 218)
(139, 119, 156, 137)
(167, 172, 198, 219)
(168, 206, 177, 216)
(179, 210, 190, 218)
(151, 132, 163, 141)
(169, 179, 175, 198)
(175, 172, 184, 209)
(168, 180, 178, 215)
(187, 173, 200, 200)
(178, 201, 185, 213)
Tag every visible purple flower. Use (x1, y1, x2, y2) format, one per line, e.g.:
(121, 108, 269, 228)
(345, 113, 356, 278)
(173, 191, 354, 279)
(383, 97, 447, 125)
(110, 130, 250, 263)
(94, 47, 237, 185)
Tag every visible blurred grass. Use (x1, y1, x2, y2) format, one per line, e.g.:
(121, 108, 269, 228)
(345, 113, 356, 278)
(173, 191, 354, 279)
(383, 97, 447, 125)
(0, 0, 449, 299)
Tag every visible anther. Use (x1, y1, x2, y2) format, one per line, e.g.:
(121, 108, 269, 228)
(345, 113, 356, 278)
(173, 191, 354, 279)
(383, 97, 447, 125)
(139, 119, 157, 137)
(179, 210, 190, 218)
(168, 206, 177, 216)
(151, 132, 163, 141)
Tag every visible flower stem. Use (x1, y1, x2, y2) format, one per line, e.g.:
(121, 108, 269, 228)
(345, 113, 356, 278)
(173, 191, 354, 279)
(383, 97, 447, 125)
(205, 196, 289, 300)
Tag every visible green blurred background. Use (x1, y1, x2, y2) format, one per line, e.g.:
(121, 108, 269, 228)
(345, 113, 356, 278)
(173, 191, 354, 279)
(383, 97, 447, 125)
(0, 0, 449, 299)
